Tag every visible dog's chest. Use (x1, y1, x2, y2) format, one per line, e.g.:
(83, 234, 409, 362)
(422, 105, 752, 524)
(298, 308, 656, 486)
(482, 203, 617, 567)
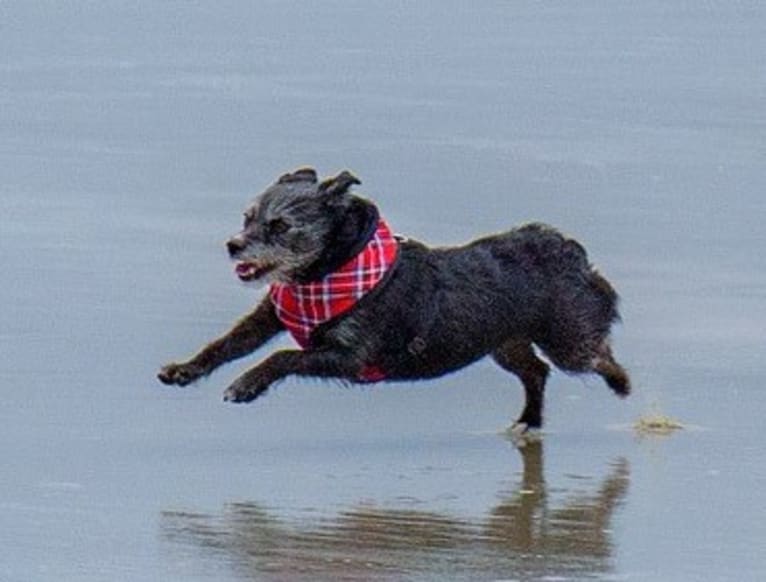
(269, 219, 398, 349)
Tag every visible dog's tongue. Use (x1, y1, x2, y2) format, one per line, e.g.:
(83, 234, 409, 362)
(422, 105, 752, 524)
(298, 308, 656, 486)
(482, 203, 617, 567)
(235, 260, 273, 281)
(235, 262, 252, 277)
(236, 263, 262, 281)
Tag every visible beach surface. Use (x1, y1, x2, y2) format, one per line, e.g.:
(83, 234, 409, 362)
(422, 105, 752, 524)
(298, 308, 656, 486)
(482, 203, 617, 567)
(2, 2, 765, 580)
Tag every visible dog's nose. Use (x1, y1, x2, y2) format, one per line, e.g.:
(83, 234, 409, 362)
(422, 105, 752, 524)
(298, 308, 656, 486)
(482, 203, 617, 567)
(226, 237, 247, 257)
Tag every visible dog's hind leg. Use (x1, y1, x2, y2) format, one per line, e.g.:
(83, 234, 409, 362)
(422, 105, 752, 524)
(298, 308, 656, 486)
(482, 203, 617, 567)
(492, 339, 550, 431)
(592, 342, 631, 398)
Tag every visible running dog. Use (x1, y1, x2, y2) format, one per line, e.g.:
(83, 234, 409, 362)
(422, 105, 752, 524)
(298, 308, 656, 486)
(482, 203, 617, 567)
(158, 168, 630, 431)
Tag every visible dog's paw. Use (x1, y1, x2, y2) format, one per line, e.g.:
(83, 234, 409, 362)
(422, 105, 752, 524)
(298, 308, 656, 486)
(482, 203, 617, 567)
(509, 420, 543, 437)
(157, 362, 205, 386)
(222, 373, 270, 404)
(510, 421, 530, 436)
(223, 370, 271, 403)
(506, 421, 544, 446)
(222, 382, 269, 403)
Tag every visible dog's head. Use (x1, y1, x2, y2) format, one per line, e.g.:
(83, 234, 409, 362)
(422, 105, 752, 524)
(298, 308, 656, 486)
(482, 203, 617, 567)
(227, 168, 363, 285)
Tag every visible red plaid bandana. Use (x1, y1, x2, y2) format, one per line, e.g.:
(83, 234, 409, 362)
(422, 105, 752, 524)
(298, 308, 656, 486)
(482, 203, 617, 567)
(269, 219, 399, 381)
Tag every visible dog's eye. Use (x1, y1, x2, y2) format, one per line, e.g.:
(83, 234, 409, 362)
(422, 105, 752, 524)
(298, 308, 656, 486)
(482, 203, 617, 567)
(243, 211, 256, 227)
(267, 217, 291, 236)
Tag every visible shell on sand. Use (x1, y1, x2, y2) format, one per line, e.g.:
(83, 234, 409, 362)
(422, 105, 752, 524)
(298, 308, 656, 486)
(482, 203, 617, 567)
(634, 413, 684, 435)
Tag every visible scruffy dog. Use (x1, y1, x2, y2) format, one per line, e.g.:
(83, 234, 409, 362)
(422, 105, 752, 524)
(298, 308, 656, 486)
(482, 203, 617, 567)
(158, 168, 630, 430)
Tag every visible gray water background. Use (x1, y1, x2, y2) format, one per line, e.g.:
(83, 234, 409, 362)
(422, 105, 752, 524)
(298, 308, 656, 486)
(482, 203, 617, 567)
(1, 1, 765, 580)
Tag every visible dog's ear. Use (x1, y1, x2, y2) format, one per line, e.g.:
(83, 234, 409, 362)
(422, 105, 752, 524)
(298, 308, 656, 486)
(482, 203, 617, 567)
(278, 167, 318, 184)
(318, 170, 361, 198)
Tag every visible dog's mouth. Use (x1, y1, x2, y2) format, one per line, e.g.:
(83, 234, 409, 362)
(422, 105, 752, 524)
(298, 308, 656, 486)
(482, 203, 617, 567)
(234, 260, 277, 282)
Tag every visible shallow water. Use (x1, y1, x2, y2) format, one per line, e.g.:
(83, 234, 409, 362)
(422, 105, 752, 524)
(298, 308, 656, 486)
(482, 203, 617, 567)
(2, 1, 765, 580)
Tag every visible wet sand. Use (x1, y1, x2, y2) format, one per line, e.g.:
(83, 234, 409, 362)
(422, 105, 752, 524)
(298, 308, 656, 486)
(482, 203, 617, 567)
(2, 1, 765, 580)
(162, 440, 631, 581)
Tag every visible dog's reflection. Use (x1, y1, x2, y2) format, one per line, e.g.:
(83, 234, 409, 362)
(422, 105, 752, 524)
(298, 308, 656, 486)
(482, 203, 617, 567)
(162, 441, 629, 581)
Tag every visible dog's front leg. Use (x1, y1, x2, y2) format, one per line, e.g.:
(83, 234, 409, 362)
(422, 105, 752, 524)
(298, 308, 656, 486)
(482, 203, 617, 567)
(158, 297, 283, 387)
(223, 349, 359, 403)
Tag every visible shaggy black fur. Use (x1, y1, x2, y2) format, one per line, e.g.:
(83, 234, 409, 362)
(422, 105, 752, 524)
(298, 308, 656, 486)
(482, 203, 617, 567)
(158, 168, 630, 430)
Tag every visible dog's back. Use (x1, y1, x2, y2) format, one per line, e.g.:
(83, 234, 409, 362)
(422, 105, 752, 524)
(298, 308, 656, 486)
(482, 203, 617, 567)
(318, 222, 623, 386)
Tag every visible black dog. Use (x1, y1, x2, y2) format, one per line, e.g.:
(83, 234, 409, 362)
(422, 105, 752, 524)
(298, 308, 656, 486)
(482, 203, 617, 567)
(159, 168, 630, 431)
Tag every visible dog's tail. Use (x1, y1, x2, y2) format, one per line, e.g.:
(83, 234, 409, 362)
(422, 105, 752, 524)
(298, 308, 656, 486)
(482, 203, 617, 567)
(511, 222, 592, 272)
(498, 223, 620, 321)
(524, 223, 621, 324)
(587, 268, 621, 324)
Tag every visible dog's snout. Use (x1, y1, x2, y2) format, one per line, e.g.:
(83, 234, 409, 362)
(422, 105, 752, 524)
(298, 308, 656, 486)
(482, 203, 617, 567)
(227, 237, 247, 257)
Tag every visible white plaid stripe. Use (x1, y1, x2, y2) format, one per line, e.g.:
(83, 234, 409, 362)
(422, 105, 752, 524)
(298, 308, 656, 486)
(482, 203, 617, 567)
(322, 278, 332, 324)
(355, 237, 365, 300)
